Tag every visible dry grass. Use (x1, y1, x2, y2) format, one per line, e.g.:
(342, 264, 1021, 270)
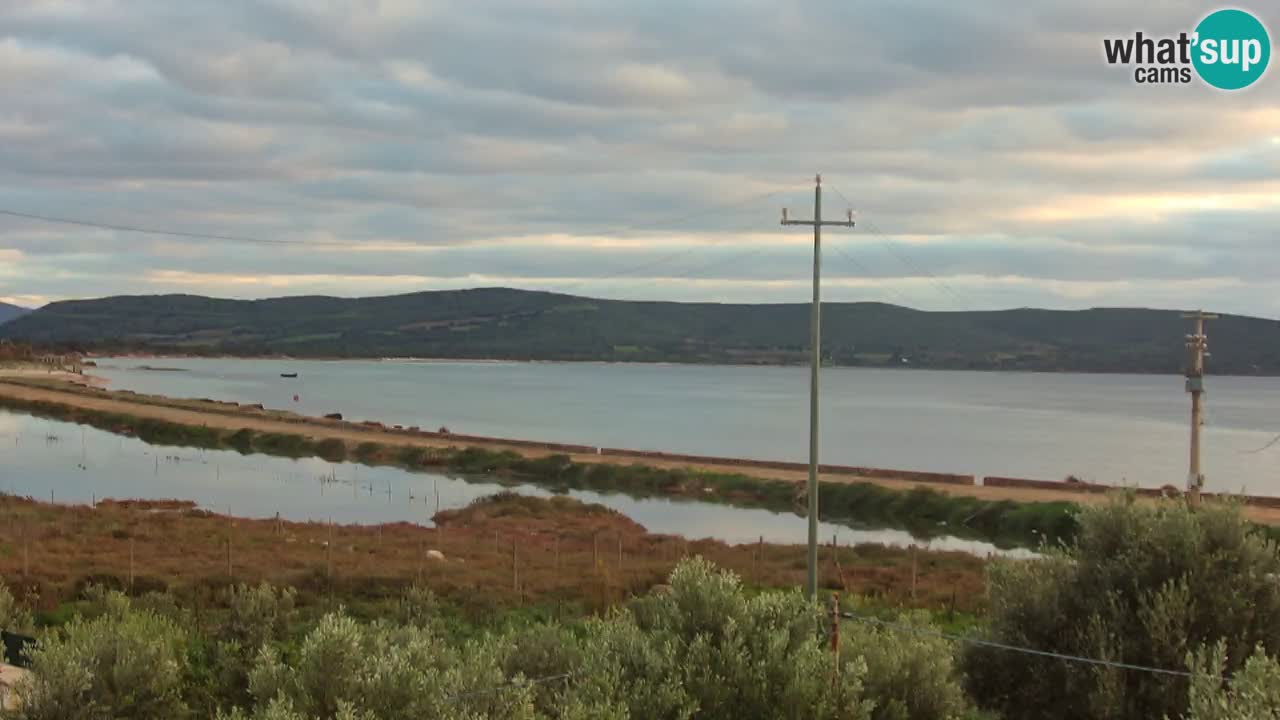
(0, 492, 988, 618)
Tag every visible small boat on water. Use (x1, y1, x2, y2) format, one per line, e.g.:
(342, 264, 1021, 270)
(280, 372, 298, 378)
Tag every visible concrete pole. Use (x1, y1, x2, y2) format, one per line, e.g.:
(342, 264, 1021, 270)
(781, 175, 854, 600)
(1182, 310, 1217, 507)
(807, 175, 822, 599)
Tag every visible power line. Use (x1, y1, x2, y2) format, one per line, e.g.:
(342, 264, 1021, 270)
(0, 209, 316, 246)
(839, 612, 1217, 680)
(821, 185, 969, 304)
(826, 243, 920, 309)
(862, 218, 967, 303)
(0, 188, 798, 251)
(1242, 432, 1280, 454)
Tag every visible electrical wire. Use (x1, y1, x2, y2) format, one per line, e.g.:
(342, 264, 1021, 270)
(838, 612, 1217, 680)
(0, 188, 798, 251)
(822, 184, 969, 305)
(0, 209, 319, 247)
(1242, 433, 1280, 454)
(825, 244, 920, 309)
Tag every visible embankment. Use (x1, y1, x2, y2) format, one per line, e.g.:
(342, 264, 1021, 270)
(2, 376, 1277, 547)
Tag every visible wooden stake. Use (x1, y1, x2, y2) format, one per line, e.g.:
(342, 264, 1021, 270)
(592, 533, 599, 569)
(512, 539, 520, 599)
(326, 520, 334, 580)
(617, 534, 623, 567)
(830, 592, 841, 689)
(910, 544, 918, 602)
(129, 536, 135, 593)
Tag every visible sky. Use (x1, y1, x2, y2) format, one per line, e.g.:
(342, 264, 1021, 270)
(0, 0, 1278, 316)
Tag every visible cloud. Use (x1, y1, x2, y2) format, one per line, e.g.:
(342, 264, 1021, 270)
(0, 0, 1278, 318)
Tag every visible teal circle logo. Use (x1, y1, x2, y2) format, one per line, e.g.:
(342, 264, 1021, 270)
(1192, 9, 1271, 90)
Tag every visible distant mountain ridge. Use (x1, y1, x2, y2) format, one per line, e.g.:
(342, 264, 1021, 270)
(0, 302, 29, 325)
(2, 288, 1278, 374)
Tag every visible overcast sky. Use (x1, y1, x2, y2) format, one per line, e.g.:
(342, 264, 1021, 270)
(1, 0, 1277, 315)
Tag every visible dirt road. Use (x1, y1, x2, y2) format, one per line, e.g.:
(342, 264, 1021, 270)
(3, 375, 1276, 524)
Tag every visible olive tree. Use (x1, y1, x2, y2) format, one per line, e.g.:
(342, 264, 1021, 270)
(237, 611, 537, 720)
(964, 496, 1280, 720)
(1182, 641, 1280, 720)
(13, 591, 188, 720)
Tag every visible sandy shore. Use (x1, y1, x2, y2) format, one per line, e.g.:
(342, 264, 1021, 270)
(2, 370, 1277, 525)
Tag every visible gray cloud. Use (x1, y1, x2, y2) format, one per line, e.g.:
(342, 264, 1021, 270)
(0, 0, 1278, 318)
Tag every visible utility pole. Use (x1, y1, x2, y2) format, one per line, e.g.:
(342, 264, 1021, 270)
(782, 174, 855, 599)
(1183, 310, 1217, 506)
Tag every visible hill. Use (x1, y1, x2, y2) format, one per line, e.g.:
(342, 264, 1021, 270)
(0, 302, 29, 325)
(2, 288, 1278, 374)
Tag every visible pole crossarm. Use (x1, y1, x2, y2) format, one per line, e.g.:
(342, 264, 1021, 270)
(781, 220, 857, 227)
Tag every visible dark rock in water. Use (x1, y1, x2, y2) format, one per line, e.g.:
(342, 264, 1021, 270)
(324, 412, 343, 420)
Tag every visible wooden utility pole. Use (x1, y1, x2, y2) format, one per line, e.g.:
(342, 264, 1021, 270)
(781, 174, 856, 599)
(1183, 311, 1217, 506)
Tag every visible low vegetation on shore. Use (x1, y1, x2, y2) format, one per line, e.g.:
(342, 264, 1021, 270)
(2, 498, 1279, 720)
(0, 492, 986, 619)
(0, 392, 1081, 549)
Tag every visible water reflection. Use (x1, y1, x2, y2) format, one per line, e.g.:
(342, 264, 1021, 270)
(0, 411, 1032, 558)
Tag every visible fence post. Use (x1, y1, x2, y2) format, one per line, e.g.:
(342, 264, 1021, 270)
(593, 533, 599, 570)
(910, 545, 918, 602)
(129, 536, 135, 593)
(617, 534, 623, 568)
(829, 592, 841, 675)
(327, 520, 334, 581)
(226, 536, 232, 579)
(554, 535, 560, 569)
(512, 539, 520, 600)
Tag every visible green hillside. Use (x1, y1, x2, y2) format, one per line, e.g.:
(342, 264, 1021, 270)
(3, 288, 1278, 374)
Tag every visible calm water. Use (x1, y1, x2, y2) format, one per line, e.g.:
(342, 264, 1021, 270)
(0, 411, 1024, 556)
(92, 358, 1280, 495)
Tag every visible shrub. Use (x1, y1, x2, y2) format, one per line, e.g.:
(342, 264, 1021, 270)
(0, 578, 34, 638)
(963, 496, 1280, 720)
(841, 611, 970, 720)
(14, 591, 188, 720)
(1184, 641, 1280, 720)
(242, 612, 537, 720)
(628, 557, 874, 720)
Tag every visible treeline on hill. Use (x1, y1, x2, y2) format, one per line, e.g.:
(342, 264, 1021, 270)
(4, 499, 1280, 719)
(4, 288, 1279, 373)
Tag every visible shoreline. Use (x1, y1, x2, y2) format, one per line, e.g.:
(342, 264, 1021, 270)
(2, 371, 1279, 538)
(88, 353, 1280, 378)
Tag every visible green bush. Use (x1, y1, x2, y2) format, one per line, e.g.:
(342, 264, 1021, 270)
(963, 496, 1280, 720)
(841, 611, 969, 720)
(0, 578, 33, 640)
(1184, 641, 1280, 720)
(238, 612, 537, 720)
(14, 591, 188, 720)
